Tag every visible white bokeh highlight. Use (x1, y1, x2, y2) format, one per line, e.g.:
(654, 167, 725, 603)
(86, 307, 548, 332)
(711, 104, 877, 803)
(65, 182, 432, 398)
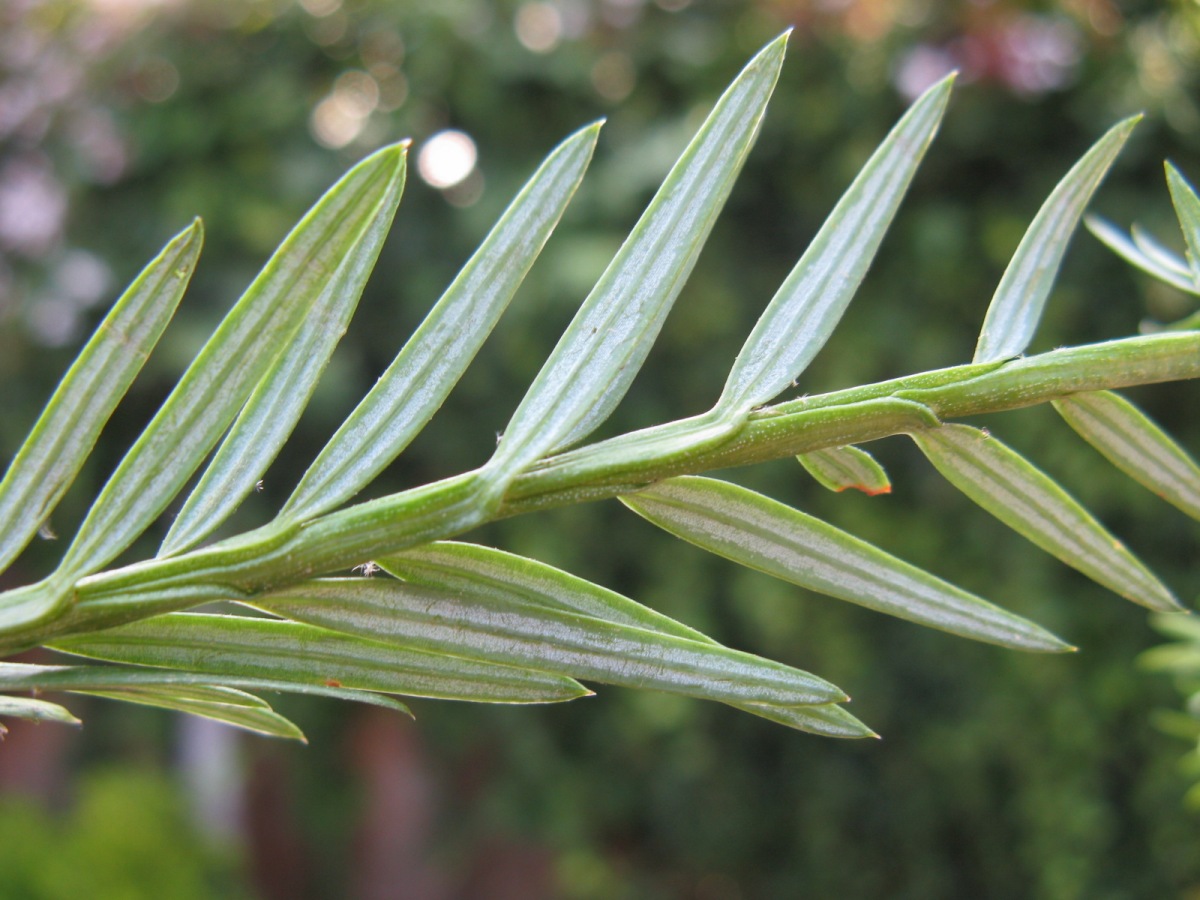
(417, 130, 478, 189)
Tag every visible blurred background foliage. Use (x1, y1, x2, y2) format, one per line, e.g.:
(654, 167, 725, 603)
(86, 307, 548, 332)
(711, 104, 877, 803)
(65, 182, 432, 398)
(3, 0, 1200, 897)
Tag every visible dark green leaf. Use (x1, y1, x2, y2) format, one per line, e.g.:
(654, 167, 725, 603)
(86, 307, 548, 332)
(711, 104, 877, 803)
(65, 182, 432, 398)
(719, 74, 952, 410)
(1150, 612, 1200, 643)
(74, 685, 306, 741)
(0, 221, 202, 576)
(283, 124, 602, 521)
(1167, 162, 1200, 280)
(383, 541, 714, 643)
(1054, 391, 1200, 521)
(60, 143, 407, 577)
(1140, 642, 1200, 674)
(0, 661, 413, 715)
(736, 701, 877, 739)
(162, 149, 410, 553)
(798, 445, 892, 495)
(255, 577, 845, 706)
(1132, 224, 1195, 282)
(85, 683, 270, 707)
(1150, 709, 1200, 741)
(485, 34, 788, 479)
(380, 541, 863, 733)
(974, 117, 1138, 363)
(912, 423, 1178, 611)
(51, 612, 589, 704)
(621, 476, 1070, 651)
(1085, 215, 1199, 294)
(0, 694, 81, 726)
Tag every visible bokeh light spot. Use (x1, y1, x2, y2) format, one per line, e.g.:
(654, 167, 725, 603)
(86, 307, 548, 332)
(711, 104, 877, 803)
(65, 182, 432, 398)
(515, 2, 563, 53)
(299, 0, 341, 16)
(132, 57, 179, 103)
(417, 130, 477, 189)
(333, 70, 380, 117)
(370, 64, 409, 112)
(309, 70, 379, 149)
(591, 51, 635, 101)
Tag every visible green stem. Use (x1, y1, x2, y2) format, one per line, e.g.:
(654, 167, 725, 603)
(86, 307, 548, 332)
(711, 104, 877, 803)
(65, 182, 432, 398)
(507, 333, 1200, 500)
(3, 330, 1197, 654)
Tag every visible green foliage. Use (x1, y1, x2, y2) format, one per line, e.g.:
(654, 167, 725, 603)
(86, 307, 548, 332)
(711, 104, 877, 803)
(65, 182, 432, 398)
(798, 444, 892, 496)
(911, 423, 1177, 611)
(2, 32, 1200, 754)
(0, 768, 252, 900)
(622, 475, 1068, 651)
(972, 117, 1136, 364)
(1095, 164, 1200, 805)
(0, 223, 202, 575)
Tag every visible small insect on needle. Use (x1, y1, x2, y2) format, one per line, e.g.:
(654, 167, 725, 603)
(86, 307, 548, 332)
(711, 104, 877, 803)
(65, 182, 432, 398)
(353, 561, 381, 577)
